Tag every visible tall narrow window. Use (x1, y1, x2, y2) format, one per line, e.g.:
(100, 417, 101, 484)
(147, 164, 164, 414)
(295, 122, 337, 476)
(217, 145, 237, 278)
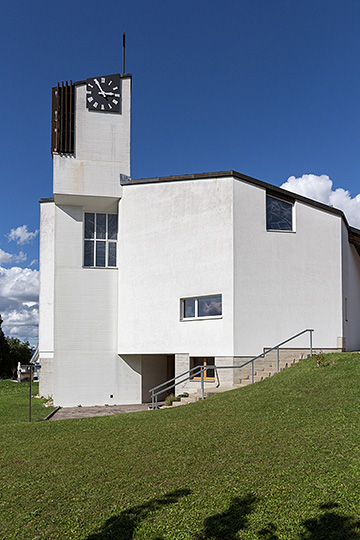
(84, 213, 118, 267)
(266, 195, 293, 231)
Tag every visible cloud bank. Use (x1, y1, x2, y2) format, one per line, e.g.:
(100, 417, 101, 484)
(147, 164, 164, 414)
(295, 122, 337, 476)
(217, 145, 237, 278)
(0, 266, 39, 343)
(281, 174, 360, 229)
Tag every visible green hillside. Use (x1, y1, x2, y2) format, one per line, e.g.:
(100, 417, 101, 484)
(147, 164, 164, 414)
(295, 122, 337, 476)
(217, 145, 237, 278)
(1, 353, 360, 539)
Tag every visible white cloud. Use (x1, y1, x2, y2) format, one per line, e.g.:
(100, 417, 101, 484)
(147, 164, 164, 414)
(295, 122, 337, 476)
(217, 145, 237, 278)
(0, 266, 39, 342)
(0, 249, 13, 265)
(0, 248, 27, 265)
(7, 225, 39, 245)
(281, 174, 360, 229)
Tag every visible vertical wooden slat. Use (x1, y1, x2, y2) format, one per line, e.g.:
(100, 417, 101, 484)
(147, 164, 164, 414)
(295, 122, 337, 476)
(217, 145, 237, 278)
(56, 83, 60, 152)
(65, 81, 68, 152)
(69, 80, 73, 153)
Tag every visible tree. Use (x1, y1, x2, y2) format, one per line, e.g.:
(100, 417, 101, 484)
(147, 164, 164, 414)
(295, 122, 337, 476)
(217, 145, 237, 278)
(0, 315, 34, 379)
(0, 315, 11, 378)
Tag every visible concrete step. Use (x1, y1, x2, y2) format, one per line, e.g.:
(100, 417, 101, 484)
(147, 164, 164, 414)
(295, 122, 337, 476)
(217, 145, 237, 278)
(166, 354, 307, 406)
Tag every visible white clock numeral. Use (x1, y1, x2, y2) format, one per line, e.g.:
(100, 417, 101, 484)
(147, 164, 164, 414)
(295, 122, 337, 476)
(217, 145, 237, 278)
(108, 80, 112, 86)
(113, 86, 118, 90)
(108, 104, 112, 109)
(88, 83, 93, 88)
(93, 102, 98, 108)
(88, 97, 93, 102)
(101, 104, 105, 110)
(115, 94, 120, 97)
(101, 77, 105, 83)
(112, 99, 118, 104)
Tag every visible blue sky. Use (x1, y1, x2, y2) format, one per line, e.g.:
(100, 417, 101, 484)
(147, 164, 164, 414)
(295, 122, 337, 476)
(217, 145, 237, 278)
(1, 0, 360, 343)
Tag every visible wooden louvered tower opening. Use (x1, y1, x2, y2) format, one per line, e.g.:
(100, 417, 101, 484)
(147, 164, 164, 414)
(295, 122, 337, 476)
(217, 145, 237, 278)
(51, 81, 75, 154)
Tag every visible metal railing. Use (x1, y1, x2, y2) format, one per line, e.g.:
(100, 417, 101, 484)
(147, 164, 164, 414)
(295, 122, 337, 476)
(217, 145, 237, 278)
(149, 329, 314, 409)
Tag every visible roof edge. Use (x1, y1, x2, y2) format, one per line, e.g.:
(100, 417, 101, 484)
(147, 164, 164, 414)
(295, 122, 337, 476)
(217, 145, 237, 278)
(121, 169, 360, 238)
(39, 198, 54, 203)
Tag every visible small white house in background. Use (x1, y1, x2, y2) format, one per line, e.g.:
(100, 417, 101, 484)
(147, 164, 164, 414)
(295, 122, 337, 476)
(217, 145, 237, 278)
(38, 72, 360, 407)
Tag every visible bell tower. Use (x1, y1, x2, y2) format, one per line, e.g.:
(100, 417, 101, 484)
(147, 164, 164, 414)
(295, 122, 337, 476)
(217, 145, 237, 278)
(51, 73, 131, 202)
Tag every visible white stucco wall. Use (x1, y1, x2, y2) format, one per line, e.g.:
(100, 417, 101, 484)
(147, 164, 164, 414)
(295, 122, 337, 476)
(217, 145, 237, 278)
(38, 201, 55, 398)
(51, 202, 120, 406)
(233, 179, 343, 355)
(118, 177, 234, 358)
(341, 222, 360, 351)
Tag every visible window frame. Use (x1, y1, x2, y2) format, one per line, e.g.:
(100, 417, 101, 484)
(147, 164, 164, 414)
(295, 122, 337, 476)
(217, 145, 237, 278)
(83, 212, 118, 268)
(180, 294, 223, 320)
(266, 194, 295, 233)
(190, 357, 215, 381)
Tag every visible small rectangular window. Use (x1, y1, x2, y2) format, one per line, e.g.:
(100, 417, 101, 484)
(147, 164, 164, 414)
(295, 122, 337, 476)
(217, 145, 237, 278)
(96, 241, 106, 267)
(184, 298, 196, 318)
(84, 240, 94, 267)
(84, 212, 118, 268)
(190, 357, 215, 380)
(198, 295, 222, 317)
(108, 242, 117, 267)
(96, 214, 106, 239)
(84, 213, 95, 239)
(181, 295, 222, 320)
(266, 195, 293, 231)
(108, 214, 118, 240)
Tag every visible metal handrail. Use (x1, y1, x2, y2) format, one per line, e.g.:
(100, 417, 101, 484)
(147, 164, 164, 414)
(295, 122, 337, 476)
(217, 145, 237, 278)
(149, 329, 313, 409)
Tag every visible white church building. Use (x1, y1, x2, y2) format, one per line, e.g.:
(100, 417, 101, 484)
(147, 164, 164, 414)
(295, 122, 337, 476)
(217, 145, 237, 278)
(38, 72, 360, 407)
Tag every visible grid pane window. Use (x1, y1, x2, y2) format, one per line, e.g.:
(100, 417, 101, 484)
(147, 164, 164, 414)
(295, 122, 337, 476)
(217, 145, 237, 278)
(84, 212, 118, 267)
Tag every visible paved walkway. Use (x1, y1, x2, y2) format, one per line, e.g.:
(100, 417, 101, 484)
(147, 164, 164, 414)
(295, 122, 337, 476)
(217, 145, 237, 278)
(48, 403, 153, 421)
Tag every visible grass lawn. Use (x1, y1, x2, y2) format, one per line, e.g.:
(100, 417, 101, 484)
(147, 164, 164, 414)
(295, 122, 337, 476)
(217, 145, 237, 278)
(0, 380, 55, 425)
(1, 353, 360, 539)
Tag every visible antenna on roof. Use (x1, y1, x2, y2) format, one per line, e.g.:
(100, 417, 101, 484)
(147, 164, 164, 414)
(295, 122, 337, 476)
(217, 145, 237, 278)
(122, 32, 126, 75)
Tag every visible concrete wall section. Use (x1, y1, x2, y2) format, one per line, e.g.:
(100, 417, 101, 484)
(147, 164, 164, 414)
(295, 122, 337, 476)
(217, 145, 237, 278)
(52, 203, 120, 406)
(141, 355, 168, 402)
(233, 179, 343, 356)
(118, 178, 234, 358)
(38, 201, 55, 398)
(341, 223, 360, 351)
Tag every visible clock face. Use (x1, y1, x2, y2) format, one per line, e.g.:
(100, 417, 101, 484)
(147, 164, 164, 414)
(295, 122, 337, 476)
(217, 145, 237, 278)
(86, 74, 121, 112)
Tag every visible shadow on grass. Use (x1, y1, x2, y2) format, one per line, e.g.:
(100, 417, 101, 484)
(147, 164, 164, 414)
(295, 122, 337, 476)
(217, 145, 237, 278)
(299, 502, 360, 539)
(194, 493, 257, 540)
(85, 488, 190, 540)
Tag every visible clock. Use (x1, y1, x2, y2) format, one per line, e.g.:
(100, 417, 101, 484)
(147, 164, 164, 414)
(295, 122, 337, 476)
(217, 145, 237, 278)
(86, 74, 121, 112)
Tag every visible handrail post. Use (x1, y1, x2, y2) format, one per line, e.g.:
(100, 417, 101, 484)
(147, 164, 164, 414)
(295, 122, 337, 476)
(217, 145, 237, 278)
(29, 365, 33, 423)
(310, 329, 313, 357)
(151, 391, 154, 410)
(201, 368, 204, 400)
(277, 346, 279, 373)
(251, 360, 254, 384)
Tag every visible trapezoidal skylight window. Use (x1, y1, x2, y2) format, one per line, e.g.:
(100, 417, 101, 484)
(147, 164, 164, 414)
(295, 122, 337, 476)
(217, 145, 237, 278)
(266, 195, 293, 231)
